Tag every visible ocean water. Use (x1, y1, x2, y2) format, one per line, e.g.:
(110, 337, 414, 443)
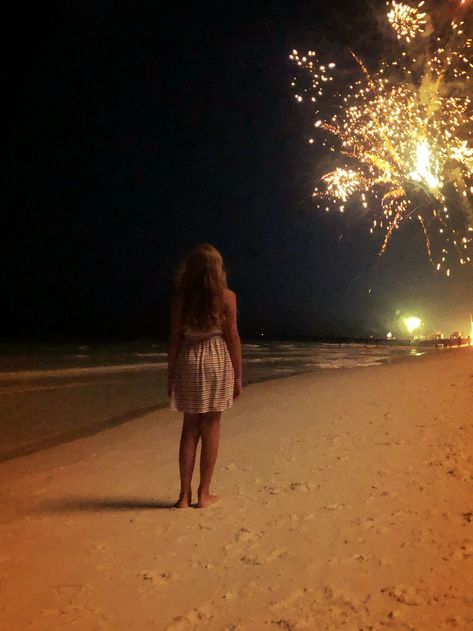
(0, 340, 435, 461)
(0, 340, 432, 378)
(240, 341, 430, 381)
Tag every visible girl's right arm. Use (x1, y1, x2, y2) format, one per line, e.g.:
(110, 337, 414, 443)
(167, 299, 182, 397)
(223, 290, 242, 399)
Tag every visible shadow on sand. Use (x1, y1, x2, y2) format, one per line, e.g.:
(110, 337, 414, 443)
(0, 403, 167, 464)
(36, 496, 176, 513)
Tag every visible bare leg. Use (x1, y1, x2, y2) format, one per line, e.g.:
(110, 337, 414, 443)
(197, 412, 221, 508)
(175, 413, 200, 508)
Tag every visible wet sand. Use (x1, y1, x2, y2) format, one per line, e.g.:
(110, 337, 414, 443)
(0, 348, 472, 630)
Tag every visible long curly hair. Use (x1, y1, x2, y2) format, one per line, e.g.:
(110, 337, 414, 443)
(176, 244, 228, 330)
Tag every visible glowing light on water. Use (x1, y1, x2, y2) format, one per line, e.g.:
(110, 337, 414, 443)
(290, 0, 473, 273)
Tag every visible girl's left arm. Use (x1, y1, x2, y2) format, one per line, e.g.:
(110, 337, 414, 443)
(167, 300, 182, 396)
(222, 290, 243, 398)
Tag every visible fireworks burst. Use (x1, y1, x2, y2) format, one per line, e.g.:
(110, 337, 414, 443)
(291, 0, 473, 274)
(387, 1, 428, 43)
(321, 168, 364, 203)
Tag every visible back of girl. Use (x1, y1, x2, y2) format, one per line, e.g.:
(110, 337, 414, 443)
(168, 244, 242, 508)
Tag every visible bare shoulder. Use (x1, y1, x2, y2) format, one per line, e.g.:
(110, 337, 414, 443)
(223, 288, 237, 306)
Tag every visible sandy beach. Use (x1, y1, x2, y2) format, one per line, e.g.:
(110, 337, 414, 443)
(0, 348, 472, 630)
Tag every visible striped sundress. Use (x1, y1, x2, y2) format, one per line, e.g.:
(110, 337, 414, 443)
(171, 328, 235, 414)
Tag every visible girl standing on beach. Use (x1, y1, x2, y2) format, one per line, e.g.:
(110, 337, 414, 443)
(168, 244, 242, 508)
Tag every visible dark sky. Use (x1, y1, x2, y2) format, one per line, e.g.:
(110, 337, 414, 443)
(5, 0, 473, 340)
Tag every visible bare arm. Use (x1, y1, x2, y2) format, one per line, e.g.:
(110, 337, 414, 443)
(222, 290, 242, 395)
(167, 299, 183, 396)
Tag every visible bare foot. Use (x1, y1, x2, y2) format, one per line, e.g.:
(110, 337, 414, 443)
(197, 494, 219, 508)
(174, 494, 192, 509)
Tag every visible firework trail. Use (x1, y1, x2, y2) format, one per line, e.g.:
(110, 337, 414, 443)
(291, 0, 473, 274)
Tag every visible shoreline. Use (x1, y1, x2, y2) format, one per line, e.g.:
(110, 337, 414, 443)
(0, 340, 447, 380)
(0, 344, 460, 463)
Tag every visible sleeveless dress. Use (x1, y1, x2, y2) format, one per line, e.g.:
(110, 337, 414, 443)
(171, 327, 235, 413)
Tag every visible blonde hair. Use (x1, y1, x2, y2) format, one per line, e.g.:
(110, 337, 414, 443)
(176, 244, 228, 330)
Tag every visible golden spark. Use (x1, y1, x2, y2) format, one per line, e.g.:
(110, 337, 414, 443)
(387, 1, 428, 43)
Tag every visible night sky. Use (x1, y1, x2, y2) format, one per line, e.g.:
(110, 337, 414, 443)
(6, 0, 473, 341)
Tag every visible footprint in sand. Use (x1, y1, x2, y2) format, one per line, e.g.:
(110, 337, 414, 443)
(221, 592, 237, 601)
(93, 563, 115, 573)
(283, 456, 297, 463)
(53, 584, 84, 597)
(198, 522, 214, 531)
(348, 553, 368, 564)
(266, 546, 288, 562)
(357, 516, 377, 530)
(166, 606, 213, 631)
(240, 554, 261, 565)
(381, 584, 425, 606)
(235, 528, 258, 543)
(444, 615, 472, 627)
(322, 502, 345, 511)
(223, 528, 263, 555)
(446, 467, 472, 481)
(270, 587, 312, 611)
(197, 561, 214, 570)
(41, 603, 106, 623)
(237, 581, 260, 598)
(451, 541, 473, 560)
(223, 462, 237, 471)
(271, 513, 300, 528)
(139, 571, 174, 584)
(305, 584, 370, 627)
(222, 462, 253, 473)
(288, 481, 312, 492)
(263, 485, 280, 495)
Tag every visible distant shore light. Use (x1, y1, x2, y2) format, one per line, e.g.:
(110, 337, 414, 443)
(404, 316, 422, 334)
